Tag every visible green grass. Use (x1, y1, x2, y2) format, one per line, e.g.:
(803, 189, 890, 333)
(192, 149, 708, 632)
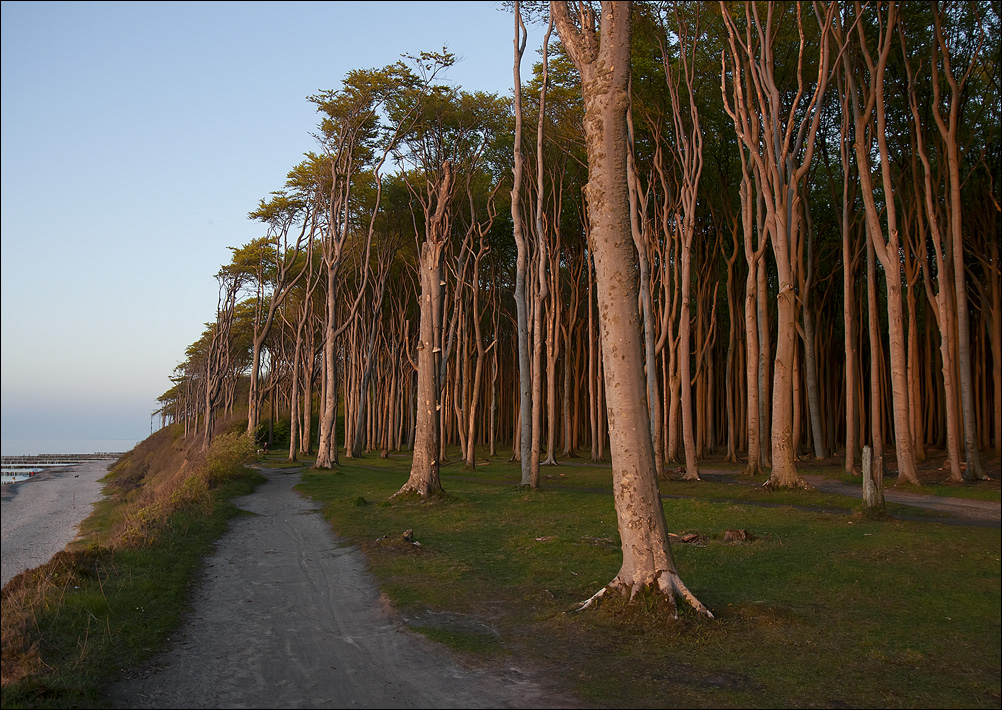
(3, 439, 996, 708)
(298, 450, 1001, 708)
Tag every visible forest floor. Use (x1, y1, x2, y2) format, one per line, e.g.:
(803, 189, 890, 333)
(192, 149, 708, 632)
(800, 448, 1000, 526)
(105, 453, 997, 708)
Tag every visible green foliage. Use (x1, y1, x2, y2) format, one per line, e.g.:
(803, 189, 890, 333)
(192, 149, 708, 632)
(204, 431, 257, 484)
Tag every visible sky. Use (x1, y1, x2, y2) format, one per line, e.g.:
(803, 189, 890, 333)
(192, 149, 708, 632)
(1, 1, 546, 455)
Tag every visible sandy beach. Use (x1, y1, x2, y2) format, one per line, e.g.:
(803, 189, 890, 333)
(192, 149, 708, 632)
(1, 460, 112, 588)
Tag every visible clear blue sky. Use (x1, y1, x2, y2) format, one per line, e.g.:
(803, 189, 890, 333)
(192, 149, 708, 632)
(1, 1, 545, 452)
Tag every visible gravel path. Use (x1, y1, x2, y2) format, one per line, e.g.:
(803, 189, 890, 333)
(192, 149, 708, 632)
(1, 460, 112, 587)
(107, 465, 577, 709)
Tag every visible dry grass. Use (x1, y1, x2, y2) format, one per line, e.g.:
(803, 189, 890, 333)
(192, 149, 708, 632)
(0, 549, 111, 690)
(0, 414, 256, 694)
(104, 421, 254, 549)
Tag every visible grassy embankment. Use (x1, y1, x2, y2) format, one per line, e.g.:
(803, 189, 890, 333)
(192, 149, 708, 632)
(0, 417, 261, 709)
(293, 451, 1000, 709)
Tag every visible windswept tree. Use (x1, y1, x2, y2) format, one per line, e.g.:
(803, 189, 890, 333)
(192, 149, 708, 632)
(203, 268, 243, 448)
(309, 61, 423, 469)
(240, 192, 312, 438)
(392, 58, 507, 498)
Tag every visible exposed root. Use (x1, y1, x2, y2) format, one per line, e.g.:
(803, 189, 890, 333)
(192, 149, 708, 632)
(569, 572, 714, 619)
(657, 569, 714, 619)
(572, 585, 608, 612)
(762, 476, 813, 491)
(390, 480, 444, 501)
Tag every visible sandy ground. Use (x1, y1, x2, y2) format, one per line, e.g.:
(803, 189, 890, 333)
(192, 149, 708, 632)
(107, 465, 578, 709)
(1, 461, 112, 587)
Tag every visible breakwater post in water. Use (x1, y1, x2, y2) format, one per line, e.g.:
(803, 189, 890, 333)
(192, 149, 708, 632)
(2, 453, 123, 484)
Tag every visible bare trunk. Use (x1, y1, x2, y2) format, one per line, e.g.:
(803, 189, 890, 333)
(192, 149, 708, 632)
(316, 267, 339, 469)
(397, 241, 445, 498)
(512, 4, 534, 486)
(552, 0, 710, 616)
(394, 161, 454, 498)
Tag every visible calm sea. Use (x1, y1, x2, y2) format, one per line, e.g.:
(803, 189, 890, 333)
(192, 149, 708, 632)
(1, 439, 138, 457)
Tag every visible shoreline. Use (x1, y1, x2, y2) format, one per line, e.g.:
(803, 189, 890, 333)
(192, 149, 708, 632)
(0, 460, 113, 588)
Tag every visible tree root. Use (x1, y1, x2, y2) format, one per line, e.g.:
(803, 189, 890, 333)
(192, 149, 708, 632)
(761, 476, 813, 491)
(390, 480, 444, 501)
(570, 570, 714, 619)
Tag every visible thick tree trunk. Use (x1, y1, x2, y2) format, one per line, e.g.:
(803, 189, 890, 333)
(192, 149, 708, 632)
(741, 173, 764, 476)
(394, 162, 453, 498)
(552, 0, 710, 616)
(766, 207, 802, 488)
(396, 242, 445, 498)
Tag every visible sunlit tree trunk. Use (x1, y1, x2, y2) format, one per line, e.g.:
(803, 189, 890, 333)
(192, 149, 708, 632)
(395, 162, 454, 498)
(511, 3, 535, 486)
(928, 7, 987, 480)
(552, 0, 710, 616)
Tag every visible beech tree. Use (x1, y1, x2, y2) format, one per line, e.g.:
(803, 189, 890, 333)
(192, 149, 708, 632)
(721, 0, 837, 488)
(165, 4, 1000, 598)
(240, 193, 311, 438)
(551, 0, 711, 616)
(309, 61, 422, 469)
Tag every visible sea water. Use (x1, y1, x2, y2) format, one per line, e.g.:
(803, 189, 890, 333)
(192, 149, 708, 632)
(1, 439, 137, 457)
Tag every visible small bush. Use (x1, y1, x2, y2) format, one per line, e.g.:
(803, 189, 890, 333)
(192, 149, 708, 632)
(205, 432, 256, 485)
(107, 419, 255, 550)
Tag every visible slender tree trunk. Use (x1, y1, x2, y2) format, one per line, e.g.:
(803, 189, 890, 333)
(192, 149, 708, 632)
(316, 267, 339, 468)
(867, 230, 885, 484)
(512, 3, 535, 486)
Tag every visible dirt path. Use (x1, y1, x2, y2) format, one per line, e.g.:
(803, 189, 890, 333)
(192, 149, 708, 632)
(802, 475, 1001, 526)
(107, 465, 577, 709)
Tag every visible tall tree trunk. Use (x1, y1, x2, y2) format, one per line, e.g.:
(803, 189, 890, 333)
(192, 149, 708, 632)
(866, 229, 885, 486)
(740, 163, 764, 476)
(842, 1, 920, 485)
(552, 0, 710, 616)
(394, 162, 454, 499)
(511, 3, 535, 487)
(627, 106, 663, 478)
(316, 267, 339, 468)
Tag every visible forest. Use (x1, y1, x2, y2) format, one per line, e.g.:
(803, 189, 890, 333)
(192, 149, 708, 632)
(155, 1, 999, 608)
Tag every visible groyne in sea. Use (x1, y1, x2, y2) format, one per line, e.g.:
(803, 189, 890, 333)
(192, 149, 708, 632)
(2, 452, 123, 485)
